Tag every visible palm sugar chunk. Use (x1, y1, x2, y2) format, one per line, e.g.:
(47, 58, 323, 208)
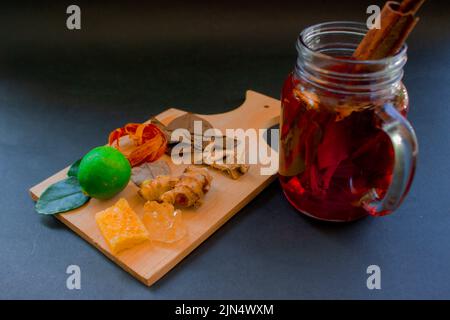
(95, 198, 149, 254)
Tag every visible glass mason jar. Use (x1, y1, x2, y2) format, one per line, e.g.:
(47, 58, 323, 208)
(279, 22, 418, 222)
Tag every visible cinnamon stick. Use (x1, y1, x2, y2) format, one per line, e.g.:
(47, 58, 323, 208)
(398, 0, 426, 14)
(353, 0, 426, 60)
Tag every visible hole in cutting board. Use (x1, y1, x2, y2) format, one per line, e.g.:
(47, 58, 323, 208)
(262, 124, 279, 152)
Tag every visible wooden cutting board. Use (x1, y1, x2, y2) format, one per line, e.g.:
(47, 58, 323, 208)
(29, 90, 280, 286)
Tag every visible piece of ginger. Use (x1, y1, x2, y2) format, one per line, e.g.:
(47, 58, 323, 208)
(138, 175, 179, 201)
(138, 166, 212, 207)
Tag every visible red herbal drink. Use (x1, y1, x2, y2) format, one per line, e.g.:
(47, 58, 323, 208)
(279, 22, 417, 222)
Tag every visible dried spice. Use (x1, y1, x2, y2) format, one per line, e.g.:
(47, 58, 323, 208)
(165, 113, 249, 179)
(202, 141, 249, 179)
(108, 123, 167, 167)
(131, 160, 171, 187)
(353, 0, 425, 60)
(166, 112, 213, 136)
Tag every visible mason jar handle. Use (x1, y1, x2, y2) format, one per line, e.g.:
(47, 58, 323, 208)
(363, 103, 418, 216)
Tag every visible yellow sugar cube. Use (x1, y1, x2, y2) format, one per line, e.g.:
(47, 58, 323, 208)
(95, 198, 149, 254)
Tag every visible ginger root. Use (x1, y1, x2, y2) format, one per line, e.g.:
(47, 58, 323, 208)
(139, 166, 212, 208)
(138, 176, 179, 201)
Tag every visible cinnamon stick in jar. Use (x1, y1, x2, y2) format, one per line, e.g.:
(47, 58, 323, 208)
(353, 0, 426, 60)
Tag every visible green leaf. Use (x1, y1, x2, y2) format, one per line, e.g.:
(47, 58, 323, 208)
(68, 158, 82, 177)
(36, 177, 90, 215)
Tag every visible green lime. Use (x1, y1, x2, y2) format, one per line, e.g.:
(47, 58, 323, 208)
(78, 146, 131, 200)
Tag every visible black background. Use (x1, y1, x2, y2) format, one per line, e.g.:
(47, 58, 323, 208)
(1, 0, 449, 299)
